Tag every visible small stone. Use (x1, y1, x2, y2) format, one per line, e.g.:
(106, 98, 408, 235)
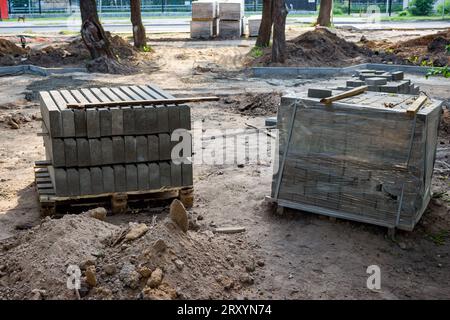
(80, 259, 96, 270)
(83, 207, 107, 221)
(152, 239, 167, 253)
(169, 199, 189, 233)
(30, 289, 46, 300)
(256, 260, 265, 267)
(85, 265, 97, 287)
(142, 282, 177, 300)
(104, 264, 116, 275)
(138, 266, 152, 278)
(147, 268, 163, 288)
(174, 259, 184, 270)
(119, 262, 141, 289)
(125, 223, 149, 241)
(239, 273, 254, 285)
(197, 215, 204, 221)
(245, 262, 256, 273)
(237, 164, 245, 168)
(398, 242, 407, 250)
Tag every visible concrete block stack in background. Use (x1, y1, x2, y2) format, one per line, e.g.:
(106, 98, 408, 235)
(38, 84, 193, 197)
(191, 1, 218, 39)
(218, 1, 244, 38)
(247, 17, 261, 37)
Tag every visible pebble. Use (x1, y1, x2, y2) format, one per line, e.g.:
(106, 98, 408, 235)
(239, 273, 254, 285)
(174, 259, 184, 271)
(152, 239, 167, 253)
(138, 266, 152, 278)
(85, 265, 97, 287)
(147, 268, 163, 288)
(170, 199, 189, 233)
(104, 264, 117, 275)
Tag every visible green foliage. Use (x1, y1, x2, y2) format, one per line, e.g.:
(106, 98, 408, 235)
(333, 2, 346, 15)
(426, 229, 449, 246)
(142, 45, 153, 53)
(250, 46, 264, 58)
(426, 65, 450, 78)
(398, 10, 409, 16)
(446, 44, 450, 54)
(436, 0, 450, 14)
(408, 0, 436, 16)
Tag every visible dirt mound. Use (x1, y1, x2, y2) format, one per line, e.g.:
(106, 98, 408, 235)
(0, 38, 26, 56)
(224, 92, 281, 116)
(252, 28, 371, 67)
(363, 29, 450, 67)
(0, 212, 259, 300)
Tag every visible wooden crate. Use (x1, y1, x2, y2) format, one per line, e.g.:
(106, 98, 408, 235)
(270, 91, 442, 231)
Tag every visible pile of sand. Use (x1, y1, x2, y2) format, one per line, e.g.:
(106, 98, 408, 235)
(252, 28, 372, 67)
(0, 211, 260, 300)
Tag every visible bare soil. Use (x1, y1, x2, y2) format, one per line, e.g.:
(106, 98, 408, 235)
(0, 29, 449, 300)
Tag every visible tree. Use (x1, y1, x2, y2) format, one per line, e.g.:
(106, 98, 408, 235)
(316, 0, 333, 26)
(130, 0, 147, 49)
(408, 0, 435, 16)
(256, 0, 274, 48)
(272, 0, 288, 63)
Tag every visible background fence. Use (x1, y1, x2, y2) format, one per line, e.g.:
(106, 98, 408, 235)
(4, 0, 429, 16)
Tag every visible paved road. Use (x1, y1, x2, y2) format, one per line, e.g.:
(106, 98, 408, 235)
(0, 17, 448, 34)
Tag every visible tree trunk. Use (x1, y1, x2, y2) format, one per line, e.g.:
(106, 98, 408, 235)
(316, 0, 333, 27)
(272, 0, 288, 63)
(256, 0, 273, 48)
(130, 0, 147, 49)
(80, 0, 114, 59)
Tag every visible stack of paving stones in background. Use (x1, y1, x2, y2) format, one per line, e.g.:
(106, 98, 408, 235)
(39, 84, 193, 197)
(218, 0, 244, 38)
(191, 1, 218, 39)
(247, 17, 261, 37)
(339, 70, 420, 94)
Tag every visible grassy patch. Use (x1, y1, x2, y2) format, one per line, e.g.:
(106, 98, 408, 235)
(59, 30, 79, 35)
(426, 230, 449, 246)
(250, 46, 264, 58)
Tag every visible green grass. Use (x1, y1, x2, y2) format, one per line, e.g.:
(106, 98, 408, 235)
(249, 46, 264, 58)
(58, 30, 79, 35)
(426, 230, 449, 246)
(381, 14, 450, 21)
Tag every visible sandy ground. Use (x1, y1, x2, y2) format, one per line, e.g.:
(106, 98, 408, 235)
(0, 28, 450, 299)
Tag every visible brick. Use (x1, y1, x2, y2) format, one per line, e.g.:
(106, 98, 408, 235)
(101, 137, 114, 164)
(124, 136, 137, 163)
(89, 139, 102, 166)
(99, 108, 112, 136)
(64, 139, 77, 167)
(308, 88, 332, 98)
(136, 136, 149, 162)
(110, 107, 124, 136)
(379, 83, 401, 93)
(86, 109, 100, 138)
(126, 164, 138, 191)
(160, 162, 171, 187)
(114, 165, 127, 192)
(148, 163, 160, 189)
(76, 138, 91, 167)
(122, 106, 135, 135)
(79, 168, 92, 195)
(90, 167, 103, 194)
(61, 109, 75, 137)
(365, 77, 387, 86)
(159, 133, 171, 160)
(137, 163, 149, 190)
(102, 166, 115, 193)
(67, 168, 80, 196)
(112, 137, 125, 164)
(74, 109, 87, 137)
(148, 135, 159, 161)
(346, 80, 365, 87)
(391, 71, 404, 81)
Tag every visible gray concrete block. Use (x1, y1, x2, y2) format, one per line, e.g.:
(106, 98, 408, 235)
(346, 80, 365, 87)
(159, 133, 171, 160)
(137, 163, 149, 190)
(133, 107, 147, 134)
(122, 106, 135, 135)
(379, 83, 401, 93)
(99, 108, 112, 136)
(113, 137, 125, 164)
(64, 139, 77, 167)
(52, 139, 65, 167)
(76, 138, 91, 167)
(168, 105, 181, 131)
(160, 162, 171, 187)
(182, 162, 193, 186)
(149, 163, 160, 189)
(148, 135, 159, 161)
(89, 139, 102, 166)
(365, 77, 387, 86)
(101, 137, 114, 164)
(67, 168, 80, 196)
(114, 165, 127, 192)
(171, 162, 182, 187)
(61, 109, 75, 137)
(86, 109, 101, 138)
(54, 168, 68, 196)
(308, 88, 332, 98)
(74, 109, 87, 137)
(367, 85, 381, 92)
(102, 166, 115, 193)
(359, 73, 377, 80)
(391, 71, 404, 81)
(136, 136, 149, 162)
(156, 106, 169, 133)
(144, 106, 158, 134)
(79, 168, 92, 195)
(126, 164, 138, 191)
(179, 104, 191, 130)
(111, 107, 124, 136)
(90, 167, 103, 194)
(125, 136, 137, 163)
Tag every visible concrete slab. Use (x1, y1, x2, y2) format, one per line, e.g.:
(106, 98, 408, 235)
(76, 138, 91, 167)
(102, 166, 115, 193)
(149, 163, 160, 189)
(99, 108, 112, 136)
(114, 165, 127, 192)
(89, 139, 102, 166)
(67, 168, 80, 196)
(64, 138, 77, 167)
(126, 164, 138, 191)
(148, 135, 159, 161)
(136, 136, 149, 162)
(101, 137, 114, 164)
(90, 167, 103, 194)
(112, 137, 125, 164)
(79, 168, 92, 195)
(137, 163, 149, 190)
(125, 136, 137, 163)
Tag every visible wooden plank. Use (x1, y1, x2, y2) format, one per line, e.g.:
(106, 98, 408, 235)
(320, 86, 368, 105)
(406, 95, 428, 117)
(66, 96, 220, 109)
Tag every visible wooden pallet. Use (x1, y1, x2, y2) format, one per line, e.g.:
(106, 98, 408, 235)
(34, 161, 194, 216)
